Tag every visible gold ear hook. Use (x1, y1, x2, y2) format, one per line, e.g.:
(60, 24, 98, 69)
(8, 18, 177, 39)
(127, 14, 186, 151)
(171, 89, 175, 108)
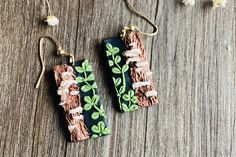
(35, 36, 75, 89)
(121, 0, 158, 38)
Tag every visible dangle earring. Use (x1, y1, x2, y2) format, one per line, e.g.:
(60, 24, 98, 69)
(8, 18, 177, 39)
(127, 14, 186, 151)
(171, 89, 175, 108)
(103, 0, 158, 112)
(36, 36, 110, 141)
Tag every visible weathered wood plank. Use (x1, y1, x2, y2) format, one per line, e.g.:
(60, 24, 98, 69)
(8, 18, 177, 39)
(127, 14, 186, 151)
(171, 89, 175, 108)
(146, 0, 236, 157)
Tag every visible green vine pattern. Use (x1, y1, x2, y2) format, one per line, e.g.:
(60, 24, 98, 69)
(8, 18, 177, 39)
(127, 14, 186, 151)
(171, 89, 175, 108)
(106, 43, 138, 112)
(91, 121, 110, 138)
(75, 59, 110, 136)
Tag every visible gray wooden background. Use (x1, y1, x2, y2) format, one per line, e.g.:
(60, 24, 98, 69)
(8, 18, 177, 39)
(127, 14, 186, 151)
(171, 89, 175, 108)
(0, 0, 235, 157)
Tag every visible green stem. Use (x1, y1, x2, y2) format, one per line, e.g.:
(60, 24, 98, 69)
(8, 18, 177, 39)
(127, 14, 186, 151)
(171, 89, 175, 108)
(111, 53, 122, 70)
(83, 70, 106, 117)
(108, 48, 129, 111)
(114, 87, 123, 110)
(111, 53, 126, 93)
(128, 99, 131, 108)
(93, 102, 100, 112)
(121, 71, 126, 89)
(83, 71, 96, 96)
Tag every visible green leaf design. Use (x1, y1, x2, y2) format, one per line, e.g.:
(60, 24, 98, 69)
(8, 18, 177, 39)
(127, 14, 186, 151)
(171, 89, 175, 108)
(105, 43, 138, 112)
(131, 96, 137, 103)
(92, 95, 99, 104)
(121, 64, 129, 73)
(118, 86, 125, 94)
(76, 76, 84, 83)
(75, 66, 83, 73)
(91, 112, 100, 120)
(83, 102, 93, 111)
(112, 77, 121, 86)
(97, 121, 105, 131)
(106, 44, 120, 55)
(114, 56, 121, 63)
(92, 82, 97, 89)
(86, 74, 95, 81)
(82, 59, 92, 72)
(128, 90, 135, 97)
(106, 50, 112, 56)
(82, 59, 89, 70)
(129, 105, 139, 111)
(76, 59, 109, 133)
(122, 103, 129, 112)
(92, 121, 110, 135)
(99, 105, 104, 113)
(91, 121, 110, 135)
(86, 65, 92, 72)
(116, 78, 122, 86)
(84, 96, 92, 103)
(91, 125, 100, 134)
(108, 60, 114, 66)
(81, 85, 91, 92)
(112, 67, 121, 74)
(112, 47, 119, 54)
(106, 43, 113, 52)
(122, 94, 130, 101)
(102, 128, 110, 135)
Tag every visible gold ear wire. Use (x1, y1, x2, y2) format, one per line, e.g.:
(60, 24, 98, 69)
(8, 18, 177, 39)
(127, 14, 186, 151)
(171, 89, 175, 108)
(35, 36, 75, 89)
(121, 0, 158, 38)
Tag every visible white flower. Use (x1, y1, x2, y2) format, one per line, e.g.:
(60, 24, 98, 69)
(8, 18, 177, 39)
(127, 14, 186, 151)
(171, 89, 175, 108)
(212, 0, 227, 8)
(182, 0, 195, 6)
(45, 16, 59, 26)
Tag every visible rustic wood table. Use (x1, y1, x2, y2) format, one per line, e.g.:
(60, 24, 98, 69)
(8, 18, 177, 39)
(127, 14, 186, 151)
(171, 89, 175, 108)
(0, 0, 235, 157)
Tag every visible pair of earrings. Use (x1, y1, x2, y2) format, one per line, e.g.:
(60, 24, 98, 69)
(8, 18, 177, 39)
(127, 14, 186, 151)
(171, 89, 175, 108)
(36, 0, 158, 142)
(182, 0, 227, 8)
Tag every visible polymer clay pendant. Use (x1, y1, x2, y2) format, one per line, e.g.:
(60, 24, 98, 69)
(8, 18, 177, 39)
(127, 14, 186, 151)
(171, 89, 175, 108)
(54, 59, 110, 141)
(104, 29, 158, 112)
(36, 37, 110, 142)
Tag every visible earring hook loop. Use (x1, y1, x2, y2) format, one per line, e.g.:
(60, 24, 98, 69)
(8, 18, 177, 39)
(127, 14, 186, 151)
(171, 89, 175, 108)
(35, 36, 74, 89)
(121, 0, 158, 38)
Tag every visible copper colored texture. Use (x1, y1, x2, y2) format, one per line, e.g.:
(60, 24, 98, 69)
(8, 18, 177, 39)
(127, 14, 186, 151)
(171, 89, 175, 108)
(124, 31, 158, 107)
(54, 64, 89, 141)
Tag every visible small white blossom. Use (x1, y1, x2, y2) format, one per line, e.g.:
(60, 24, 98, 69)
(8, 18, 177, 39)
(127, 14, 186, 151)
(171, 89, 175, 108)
(212, 0, 227, 8)
(45, 16, 59, 26)
(182, 0, 195, 6)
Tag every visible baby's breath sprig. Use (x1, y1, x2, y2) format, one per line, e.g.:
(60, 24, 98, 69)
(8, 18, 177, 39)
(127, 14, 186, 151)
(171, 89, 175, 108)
(212, 0, 227, 8)
(181, 0, 195, 6)
(44, 0, 59, 27)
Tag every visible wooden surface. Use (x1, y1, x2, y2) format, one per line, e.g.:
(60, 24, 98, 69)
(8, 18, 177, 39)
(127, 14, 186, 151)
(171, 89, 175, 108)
(0, 0, 235, 156)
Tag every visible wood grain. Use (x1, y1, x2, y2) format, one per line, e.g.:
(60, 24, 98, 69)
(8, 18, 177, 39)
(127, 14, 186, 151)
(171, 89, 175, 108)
(0, 0, 235, 157)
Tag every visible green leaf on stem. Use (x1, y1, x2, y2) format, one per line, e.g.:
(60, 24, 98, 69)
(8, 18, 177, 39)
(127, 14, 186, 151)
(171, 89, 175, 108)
(76, 76, 84, 83)
(121, 64, 129, 73)
(121, 103, 129, 112)
(122, 94, 130, 101)
(91, 112, 100, 120)
(81, 85, 91, 92)
(108, 60, 114, 66)
(114, 56, 121, 64)
(118, 86, 125, 94)
(86, 74, 95, 81)
(75, 66, 83, 73)
(112, 67, 121, 74)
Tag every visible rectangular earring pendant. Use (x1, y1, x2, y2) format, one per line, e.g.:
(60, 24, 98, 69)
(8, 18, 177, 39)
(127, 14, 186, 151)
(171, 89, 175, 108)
(54, 59, 110, 141)
(104, 31, 158, 112)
